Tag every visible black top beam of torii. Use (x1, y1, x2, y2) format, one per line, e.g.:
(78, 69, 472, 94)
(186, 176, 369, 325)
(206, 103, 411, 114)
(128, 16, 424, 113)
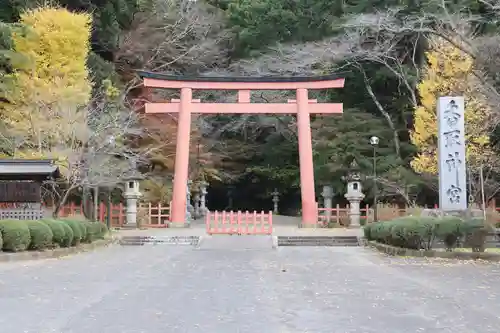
(136, 70, 348, 83)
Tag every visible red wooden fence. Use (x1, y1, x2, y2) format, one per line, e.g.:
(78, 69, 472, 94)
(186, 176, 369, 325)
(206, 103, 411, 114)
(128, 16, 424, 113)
(205, 210, 273, 235)
(56, 201, 500, 229)
(58, 202, 171, 228)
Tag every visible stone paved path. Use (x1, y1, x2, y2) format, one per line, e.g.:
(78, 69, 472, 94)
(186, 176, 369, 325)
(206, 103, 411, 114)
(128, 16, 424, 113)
(1, 243, 499, 332)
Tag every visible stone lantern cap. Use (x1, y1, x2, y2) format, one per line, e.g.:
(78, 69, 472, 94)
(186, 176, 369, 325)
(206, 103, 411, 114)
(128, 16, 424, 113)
(344, 159, 362, 182)
(121, 159, 145, 182)
(122, 168, 145, 182)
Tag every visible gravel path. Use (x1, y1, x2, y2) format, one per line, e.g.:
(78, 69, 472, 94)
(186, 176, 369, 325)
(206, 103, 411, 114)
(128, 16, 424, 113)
(0, 243, 499, 333)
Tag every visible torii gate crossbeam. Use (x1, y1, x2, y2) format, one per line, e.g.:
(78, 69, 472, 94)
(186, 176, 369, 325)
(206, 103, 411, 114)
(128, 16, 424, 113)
(138, 71, 345, 227)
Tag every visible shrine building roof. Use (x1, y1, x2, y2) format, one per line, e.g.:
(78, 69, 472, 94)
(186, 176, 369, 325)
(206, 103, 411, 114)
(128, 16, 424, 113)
(0, 159, 60, 180)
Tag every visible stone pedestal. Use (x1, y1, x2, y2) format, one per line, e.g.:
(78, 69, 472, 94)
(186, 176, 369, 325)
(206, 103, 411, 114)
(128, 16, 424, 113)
(193, 193, 200, 219)
(272, 189, 279, 214)
(185, 180, 192, 225)
(124, 180, 142, 228)
(345, 194, 364, 227)
(200, 181, 208, 216)
(321, 185, 333, 222)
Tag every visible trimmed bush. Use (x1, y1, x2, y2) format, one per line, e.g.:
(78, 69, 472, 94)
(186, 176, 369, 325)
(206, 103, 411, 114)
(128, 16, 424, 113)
(80, 221, 101, 243)
(40, 219, 68, 247)
(0, 220, 31, 252)
(59, 222, 74, 247)
(364, 214, 491, 251)
(60, 218, 83, 245)
(25, 220, 53, 250)
(463, 218, 492, 252)
(434, 216, 464, 250)
(97, 222, 108, 239)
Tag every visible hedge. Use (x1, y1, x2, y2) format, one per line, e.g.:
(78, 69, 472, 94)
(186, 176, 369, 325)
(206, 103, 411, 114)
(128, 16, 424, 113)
(59, 218, 84, 246)
(0, 218, 109, 254)
(40, 219, 69, 247)
(59, 222, 75, 247)
(0, 220, 31, 252)
(25, 220, 53, 250)
(59, 218, 107, 244)
(364, 215, 492, 252)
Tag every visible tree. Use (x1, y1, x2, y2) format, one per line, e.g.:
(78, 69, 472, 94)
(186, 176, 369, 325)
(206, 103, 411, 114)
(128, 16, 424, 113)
(116, 0, 230, 75)
(223, 0, 338, 56)
(1, 6, 92, 156)
(43, 90, 147, 216)
(0, 22, 30, 111)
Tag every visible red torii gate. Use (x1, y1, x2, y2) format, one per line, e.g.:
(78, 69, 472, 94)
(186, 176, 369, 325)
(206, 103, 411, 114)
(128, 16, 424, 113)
(138, 72, 345, 227)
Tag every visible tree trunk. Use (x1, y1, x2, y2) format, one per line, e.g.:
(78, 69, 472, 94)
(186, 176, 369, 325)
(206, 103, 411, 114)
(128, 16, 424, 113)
(361, 68, 402, 158)
(53, 186, 77, 218)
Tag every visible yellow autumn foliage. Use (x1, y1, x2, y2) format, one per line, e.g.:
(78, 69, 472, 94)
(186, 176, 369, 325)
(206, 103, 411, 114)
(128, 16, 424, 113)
(410, 37, 493, 174)
(1, 6, 92, 169)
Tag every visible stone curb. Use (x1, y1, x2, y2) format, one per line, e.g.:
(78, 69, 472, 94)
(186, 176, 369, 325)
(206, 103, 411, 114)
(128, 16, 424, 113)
(0, 238, 117, 263)
(367, 240, 500, 261)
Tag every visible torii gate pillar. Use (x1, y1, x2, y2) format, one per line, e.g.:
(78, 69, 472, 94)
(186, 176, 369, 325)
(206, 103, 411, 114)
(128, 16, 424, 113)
(296, 88, 316, 224)
(138, 72, 345, 227)
(171, 87, 193, 225)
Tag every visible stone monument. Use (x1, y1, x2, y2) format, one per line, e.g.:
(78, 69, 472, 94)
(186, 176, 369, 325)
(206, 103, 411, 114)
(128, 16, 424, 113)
(437, 97, 467, 211)
(271, 188, 280, 214)
(344, 160, 365, 227)
(321, 185, 334, 222)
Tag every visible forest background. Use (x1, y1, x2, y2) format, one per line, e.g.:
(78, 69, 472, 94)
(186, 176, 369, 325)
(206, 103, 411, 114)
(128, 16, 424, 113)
(2, 0, 500, 215)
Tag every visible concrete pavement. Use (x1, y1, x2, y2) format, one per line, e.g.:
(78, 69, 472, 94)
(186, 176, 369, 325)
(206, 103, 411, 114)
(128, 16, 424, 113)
(0, 242, 499, 332)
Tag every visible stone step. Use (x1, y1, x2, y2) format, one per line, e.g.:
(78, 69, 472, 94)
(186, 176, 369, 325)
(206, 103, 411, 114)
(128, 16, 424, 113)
(119, 236, 200, 246)
(277, 236, 361, 247)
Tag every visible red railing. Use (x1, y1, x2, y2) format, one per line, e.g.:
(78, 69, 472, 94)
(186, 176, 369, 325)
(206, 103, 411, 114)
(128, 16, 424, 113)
(57, 202, 171, 228)
(315, 203, 500, 226)
(205, 210, 273, 235)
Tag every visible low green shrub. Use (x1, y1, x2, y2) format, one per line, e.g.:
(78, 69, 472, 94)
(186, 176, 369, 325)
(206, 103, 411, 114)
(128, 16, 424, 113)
(59, 222, 74, 247)
(25, 220, 53, 250)
(59, 217, 106, 243)
(364, 214, 491, 251)
(0, 220, 31, 252)
(463, 218, 492, 252)
(40, 219, 68, 247)
(434, 216, 464, 250)
(96, 222, 108, 239)
(80, 221, 101, 243)
(60, 218, 83, 245)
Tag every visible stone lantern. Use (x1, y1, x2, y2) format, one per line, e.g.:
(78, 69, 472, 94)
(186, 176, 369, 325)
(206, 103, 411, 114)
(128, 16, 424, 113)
(123, 170, 144, 228)
(192, 186, 201, 219)
(186, 179, 193, 225)
(344, 159, 365, 227)
(199, 181, 208, 217)
(271, 188, 280, 214)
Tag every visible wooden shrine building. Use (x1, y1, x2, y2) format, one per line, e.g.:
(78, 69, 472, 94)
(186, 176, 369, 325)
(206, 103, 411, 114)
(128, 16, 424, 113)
(0, 159, 60, 220)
